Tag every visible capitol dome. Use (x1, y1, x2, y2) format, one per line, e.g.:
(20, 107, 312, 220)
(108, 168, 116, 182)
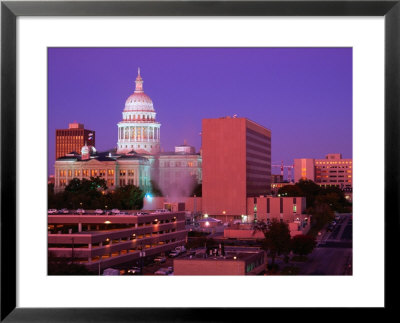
(123, 68, 154, 113)
(117, 68, 161, 155)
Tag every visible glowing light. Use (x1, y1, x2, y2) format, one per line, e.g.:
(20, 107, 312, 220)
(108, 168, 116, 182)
(204, 214, 208, 218)
(145, 193, 153, 201)
(205, 221, 210, 227)
(104, 221, 111, 224)
(222, 211, 226, 215)
(233, 256, 237, 260)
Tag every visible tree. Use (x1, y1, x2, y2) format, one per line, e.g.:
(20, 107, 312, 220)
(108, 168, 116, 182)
(253, 219, 292, 266)
(112, 185, 144, 210)
(308, 201, 334, 229)
(296, 179, 322, 207)
(291, 234, 316, 259)
(277, 184, 303, 197)
(48, 252, 94, 275)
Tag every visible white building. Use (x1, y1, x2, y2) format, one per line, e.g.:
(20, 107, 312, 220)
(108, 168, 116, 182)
(54, 69, 202, 196)
(117, 68, 161, 155)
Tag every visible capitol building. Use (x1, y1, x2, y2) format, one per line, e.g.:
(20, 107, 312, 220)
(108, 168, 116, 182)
(54, 69, 202, 195)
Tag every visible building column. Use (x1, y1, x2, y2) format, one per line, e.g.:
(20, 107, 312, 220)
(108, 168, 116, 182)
(78, 223, 82, 232)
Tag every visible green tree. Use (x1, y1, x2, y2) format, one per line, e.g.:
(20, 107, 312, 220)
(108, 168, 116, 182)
(291, 234, 316, 259)
(296, 179, 322, 207)
(277, 184, 303, 197)
(253, 219, 292, 266)
(308, 201, 335, 229)
(113, 185, 144, 210)
(48, 252, 94, 275)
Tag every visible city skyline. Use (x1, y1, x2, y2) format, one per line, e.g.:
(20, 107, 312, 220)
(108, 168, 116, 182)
(48, 47, 352, 175)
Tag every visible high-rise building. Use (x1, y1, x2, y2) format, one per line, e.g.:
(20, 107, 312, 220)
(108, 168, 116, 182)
(202, 117, 271, 221)
(294, 153, 352, 190)
(117, 68, 161, 155)
(55, 122, 95, 159)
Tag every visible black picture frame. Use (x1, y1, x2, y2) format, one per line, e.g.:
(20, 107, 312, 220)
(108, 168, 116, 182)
(1, 0, 398, 321)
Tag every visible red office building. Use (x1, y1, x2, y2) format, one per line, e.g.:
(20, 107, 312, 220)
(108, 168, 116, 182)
(55, 122, 95, 159)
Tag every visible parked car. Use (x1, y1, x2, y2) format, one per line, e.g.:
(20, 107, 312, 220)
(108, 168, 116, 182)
(95, 209, 104, 215)
(48, 209, 58, 214)
(76, 208, 85, 214)
(154, 256, 166, 263)
(155, 267, 173, 275)
(102, 268, 120, 275)
(169, 251, 180, 258)
(111, 209, 120, 214)
(60, 208, 69, 214)
(327, 225, 334, 232)
(127, 267, 141, 275)
(155, 209, 169, 213)
(175, 246, 186, 254)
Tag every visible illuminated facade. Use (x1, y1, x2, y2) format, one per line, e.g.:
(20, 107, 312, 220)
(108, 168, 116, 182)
(117, 68, 161, 155)
(202, 117, 271, 220)
(55, 122, 95, 159)
(54, 149, 151, 193)
(48, 211, 187, 272)
(294, 153, 352, 190)
(54, 70, 202, 195)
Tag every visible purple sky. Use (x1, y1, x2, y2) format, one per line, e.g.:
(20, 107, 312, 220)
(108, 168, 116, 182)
(48, 47, 352, 176)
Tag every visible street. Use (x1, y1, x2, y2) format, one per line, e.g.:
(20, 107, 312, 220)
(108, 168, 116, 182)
(297, 213, 352, 275)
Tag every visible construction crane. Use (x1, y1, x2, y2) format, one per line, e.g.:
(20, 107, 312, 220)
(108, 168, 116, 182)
(272, 161, 294, 182)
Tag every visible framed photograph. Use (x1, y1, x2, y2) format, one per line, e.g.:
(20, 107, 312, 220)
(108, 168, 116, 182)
(1, 0, 397, 321)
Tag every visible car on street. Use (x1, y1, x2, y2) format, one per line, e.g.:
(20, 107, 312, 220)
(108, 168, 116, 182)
(76, 208, 85, 214)
(127, 267, 142, 275)
(60, 208, 69, 214)
(169, 251, 180, 258)
(154, 209, 169, 213)
(155, 267, 173, 275)
(136, 212, 149, 216)
(95, 209, 104, 215)
(48, 209, 58, 214)
(111, 208, 120, 215)
(154, 256, 166, 263)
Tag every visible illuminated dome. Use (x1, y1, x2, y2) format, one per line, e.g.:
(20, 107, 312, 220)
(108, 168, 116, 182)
(117, 68, 161, 155)
(123, 68, 154, 113)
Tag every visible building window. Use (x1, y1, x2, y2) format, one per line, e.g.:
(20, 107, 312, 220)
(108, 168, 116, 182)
(107, 169, 114, 176)
(120, 170, 126, 176)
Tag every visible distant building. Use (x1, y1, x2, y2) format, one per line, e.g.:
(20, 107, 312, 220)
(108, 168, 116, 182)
(48, 211, 187, 272)
(54, 148, 151, 192)
(202, 117, 271, 221)
(247, 196, 307, 224)
(271, 174, 284, 183)
(294, 153, 352, 190)
(55, 122, 95, 159)
(174, 247, 267, 275)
